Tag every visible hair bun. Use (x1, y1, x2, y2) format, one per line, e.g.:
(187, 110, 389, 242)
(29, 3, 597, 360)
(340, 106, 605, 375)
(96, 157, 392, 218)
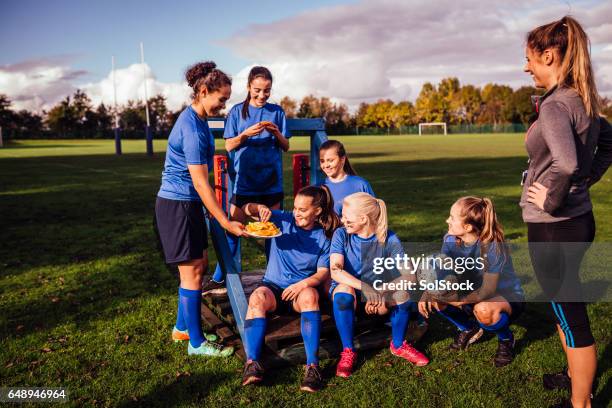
(185, 61, 217, 88)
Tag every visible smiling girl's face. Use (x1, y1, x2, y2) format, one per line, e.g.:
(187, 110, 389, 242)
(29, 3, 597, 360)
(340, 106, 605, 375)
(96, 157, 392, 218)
(341, 204, 367, 235)
(523, 46, 559, 90)
(248, 77, 272, 107)
(199, 84, 231, 116)
(319, 148, 345, 179)
(446, 202, 473, 238)
(293, 194, 321, 229)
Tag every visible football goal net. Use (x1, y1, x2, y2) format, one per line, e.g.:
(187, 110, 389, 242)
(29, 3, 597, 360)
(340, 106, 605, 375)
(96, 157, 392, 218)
(418, 122, 447, 135)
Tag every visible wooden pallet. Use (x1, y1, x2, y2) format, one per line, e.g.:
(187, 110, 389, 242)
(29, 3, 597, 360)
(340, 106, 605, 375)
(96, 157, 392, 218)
(201, 270, 427, 367)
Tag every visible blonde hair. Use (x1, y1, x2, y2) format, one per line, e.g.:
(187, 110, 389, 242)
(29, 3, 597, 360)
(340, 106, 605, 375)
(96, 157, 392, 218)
(343, 192, 387, 243)
(455, 196, 507, 262)
(527, 15, 600, 117)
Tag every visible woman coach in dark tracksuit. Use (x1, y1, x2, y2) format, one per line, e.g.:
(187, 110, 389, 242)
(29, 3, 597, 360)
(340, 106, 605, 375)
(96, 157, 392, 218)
(521, 16, 612, 408)
(156, 61, 246, 357)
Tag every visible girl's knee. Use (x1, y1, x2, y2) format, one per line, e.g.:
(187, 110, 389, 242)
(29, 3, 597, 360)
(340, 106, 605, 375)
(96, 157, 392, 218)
(474, 303, 495, 326)
(298, 287, 319, 309)
(249, 289, 271, 311)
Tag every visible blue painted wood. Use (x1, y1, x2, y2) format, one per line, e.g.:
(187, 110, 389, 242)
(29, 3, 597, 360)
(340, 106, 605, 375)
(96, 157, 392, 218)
(207, 117, 326, 132)
(208, 217, 248, 340)
(287, 118, 326, 131)
(310, 130, 328, 185)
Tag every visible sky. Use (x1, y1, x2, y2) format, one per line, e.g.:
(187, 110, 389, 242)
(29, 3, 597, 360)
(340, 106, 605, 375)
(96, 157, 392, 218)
(1, 0, 611, 113)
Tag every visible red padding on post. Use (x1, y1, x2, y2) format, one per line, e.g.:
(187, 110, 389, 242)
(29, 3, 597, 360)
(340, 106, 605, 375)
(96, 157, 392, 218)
(292, 154, 310, 197)
(213, 155, 228, 210)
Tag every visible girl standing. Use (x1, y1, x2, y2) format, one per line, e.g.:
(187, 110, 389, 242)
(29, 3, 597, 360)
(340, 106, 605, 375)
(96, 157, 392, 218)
(205, 66, 290, 292)
(521, 16, 612, 408)
(156, 61, 245, 356)
(320, 140, 374, 216)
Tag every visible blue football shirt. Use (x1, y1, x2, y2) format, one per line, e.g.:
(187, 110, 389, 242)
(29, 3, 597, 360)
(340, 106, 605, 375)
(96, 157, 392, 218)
(324, 175, 374, 216)
(330, 227, 404, 290)
(158, 106, 215, 201)
(224, 102, 290, 196)
(262, 210, 331, 289)
(441, 234, 524, 298)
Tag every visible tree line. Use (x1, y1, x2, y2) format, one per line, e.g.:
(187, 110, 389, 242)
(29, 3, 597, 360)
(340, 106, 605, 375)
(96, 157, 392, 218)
(1, 77, 611, 139)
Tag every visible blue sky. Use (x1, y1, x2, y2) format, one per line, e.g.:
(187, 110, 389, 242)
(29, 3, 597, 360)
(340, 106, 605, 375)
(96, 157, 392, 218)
(0, 0, 356, 82)
(1, 0, 610, 112)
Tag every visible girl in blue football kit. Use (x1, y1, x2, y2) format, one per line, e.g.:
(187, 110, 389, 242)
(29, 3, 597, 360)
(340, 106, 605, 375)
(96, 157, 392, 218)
(206, 66, 291, 291)
(240, 185, 340, 393)
(331, 192, 429, 378)
(320, 140, 374, 216)
(155, 61, 246, 357)
(418, 196, 525, 367)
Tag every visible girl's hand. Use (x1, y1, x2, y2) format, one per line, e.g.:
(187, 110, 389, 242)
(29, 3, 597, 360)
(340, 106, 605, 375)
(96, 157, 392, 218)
(365, 300, 383, 315)
(264, 122, 281, 136)
(227, 220, 247, 237)
(362, 283, 383, 305)
(527, 182, 548, 211)
(418, 298, 441, 318)
(242, 123, 264, 138)
(258, 205, 272, 222)
(418, 301, 430, 318)
(281, 281, 307, 302)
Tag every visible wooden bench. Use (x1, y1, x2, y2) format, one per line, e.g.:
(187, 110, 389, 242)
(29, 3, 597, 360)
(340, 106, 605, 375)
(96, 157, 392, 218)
(201, 270, 427, 367)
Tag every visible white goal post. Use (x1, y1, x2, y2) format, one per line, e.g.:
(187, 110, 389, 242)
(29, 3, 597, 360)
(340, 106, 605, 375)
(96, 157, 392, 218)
(418, 122, 447, 135)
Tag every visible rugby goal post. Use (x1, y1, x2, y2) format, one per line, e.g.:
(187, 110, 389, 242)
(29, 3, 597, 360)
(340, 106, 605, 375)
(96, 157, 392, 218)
(418, 122, 447, 135)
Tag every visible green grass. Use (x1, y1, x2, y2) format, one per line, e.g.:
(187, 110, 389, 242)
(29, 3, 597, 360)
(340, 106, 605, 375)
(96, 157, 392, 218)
(0, 135, 610, 407)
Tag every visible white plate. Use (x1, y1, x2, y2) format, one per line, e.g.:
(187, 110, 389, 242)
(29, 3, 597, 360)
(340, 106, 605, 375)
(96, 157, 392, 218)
(245, 230, 282, 239)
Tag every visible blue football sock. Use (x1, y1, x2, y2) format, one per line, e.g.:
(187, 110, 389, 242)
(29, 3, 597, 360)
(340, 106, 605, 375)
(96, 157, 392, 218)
(175, 289, 187, 331)
(390, 301, 411, 349)
(244, 318, 267, 362)
(333, 293, 355, 350)
(301, 311, 321, 365)
(479, 312, 513, 341)
(212, 233, 240, 282)
(179, 287, 205, 347)
(438, 305, 476, 332)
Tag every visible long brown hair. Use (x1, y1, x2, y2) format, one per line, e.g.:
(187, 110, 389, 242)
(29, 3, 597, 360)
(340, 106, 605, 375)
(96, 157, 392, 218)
(319, 140, 357, 176)
(297, 185, 340, 239)
(344, 192, 388, 243)
(242, 66, 273, 120)
(527, 15, 600, 117)
(185, 61, 231, 101)
(455, 196, 507, 262)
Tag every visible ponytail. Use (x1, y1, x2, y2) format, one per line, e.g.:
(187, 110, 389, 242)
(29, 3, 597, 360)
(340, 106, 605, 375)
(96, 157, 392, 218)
(242, 66, 273, 120)
(296, 185, 340, 239)
(527, 15, 600, 117)
(343, 192, 388, 243)
(455, 196, 507, 260)
(375, 198, 388, 244)
(320, 140, 357, 176)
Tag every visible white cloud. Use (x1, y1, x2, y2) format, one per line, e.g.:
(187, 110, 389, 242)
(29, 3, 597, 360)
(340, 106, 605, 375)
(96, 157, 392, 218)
(221, 0, 612, 110)
(2, 0, 611, 113)
(0, 57, 83, 112)
(80, 63, 191, 111)
(0, 59, 191, 113)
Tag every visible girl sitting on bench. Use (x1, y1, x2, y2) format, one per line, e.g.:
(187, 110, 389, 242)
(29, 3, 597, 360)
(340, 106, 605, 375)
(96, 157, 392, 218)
(240, 185, 340, 392)
(330, 192, 429, 378)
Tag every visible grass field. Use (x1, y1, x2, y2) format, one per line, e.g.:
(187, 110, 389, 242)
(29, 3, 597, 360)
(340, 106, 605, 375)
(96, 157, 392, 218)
(0, 135, 610, 407)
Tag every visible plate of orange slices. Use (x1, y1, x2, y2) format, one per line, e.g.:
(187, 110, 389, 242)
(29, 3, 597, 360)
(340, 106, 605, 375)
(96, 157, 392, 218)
(245, 221, 282, 239)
